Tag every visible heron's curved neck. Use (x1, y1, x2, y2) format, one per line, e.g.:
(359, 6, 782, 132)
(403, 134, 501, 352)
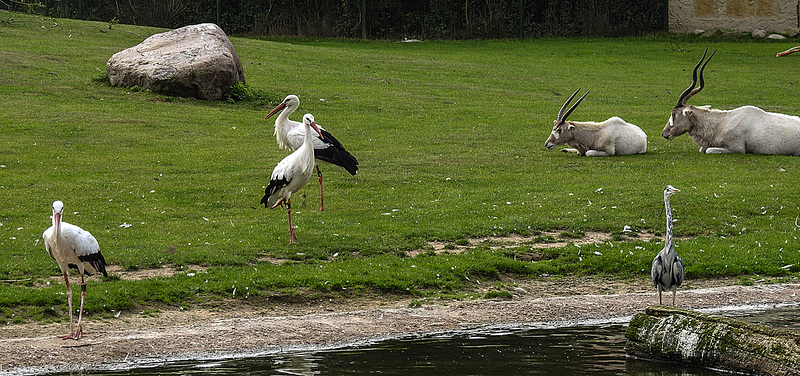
(664, 195, 673, 250)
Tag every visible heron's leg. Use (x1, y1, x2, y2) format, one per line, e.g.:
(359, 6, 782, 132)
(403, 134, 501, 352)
(657, 287, 663, 306)
(316, 166, 324, 211)
(74, 274, 87, 339)
(286, 200, 296, 243)
(61, 271, 75, 340)
(671, 289, 677, 307)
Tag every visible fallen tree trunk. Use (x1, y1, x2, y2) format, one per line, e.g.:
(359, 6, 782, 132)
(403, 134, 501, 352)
(625, 306, 800, 376)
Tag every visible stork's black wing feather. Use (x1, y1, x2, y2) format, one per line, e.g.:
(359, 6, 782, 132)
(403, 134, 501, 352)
(261, 176, 290, 207)
(76, 251, 108, 276)
(315, 129, 359, 175)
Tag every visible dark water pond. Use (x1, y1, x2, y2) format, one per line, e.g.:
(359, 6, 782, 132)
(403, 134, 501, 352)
(65, 305, 799, 376)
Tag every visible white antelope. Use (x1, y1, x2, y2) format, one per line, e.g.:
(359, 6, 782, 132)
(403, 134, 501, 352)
(544, 89, 647, 156)
(663, 48, 800, 155)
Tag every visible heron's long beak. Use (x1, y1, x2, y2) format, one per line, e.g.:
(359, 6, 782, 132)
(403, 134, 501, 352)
(264, 103, 287, 120)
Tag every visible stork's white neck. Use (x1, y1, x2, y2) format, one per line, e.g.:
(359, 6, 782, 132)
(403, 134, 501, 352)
(274, 105, 299, 151)
(294, 122, 318, 172)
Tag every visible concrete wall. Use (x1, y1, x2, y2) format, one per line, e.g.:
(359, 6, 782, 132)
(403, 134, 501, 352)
(669, 0, 800, 34)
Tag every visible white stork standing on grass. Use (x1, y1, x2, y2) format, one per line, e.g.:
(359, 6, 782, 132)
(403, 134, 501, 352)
(265, 94, 359, 211)
(262, 114, 324, 243)
(42, 200, 108, 339)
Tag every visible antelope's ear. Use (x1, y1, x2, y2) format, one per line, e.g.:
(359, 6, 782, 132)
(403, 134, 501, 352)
(683, 108, 694, 117)
(567, 123, 575, 131)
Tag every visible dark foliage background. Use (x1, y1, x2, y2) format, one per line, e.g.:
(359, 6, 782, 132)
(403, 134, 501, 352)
(2, 0, 666, 38)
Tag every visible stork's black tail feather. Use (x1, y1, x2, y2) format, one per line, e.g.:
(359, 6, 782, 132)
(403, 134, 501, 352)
(262, 177, 288, 208)
(316, 129, 359, 175)
(76, 251, 108, 277)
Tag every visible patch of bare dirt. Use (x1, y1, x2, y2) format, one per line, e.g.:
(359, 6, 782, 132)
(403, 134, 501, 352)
(420, 231, 658, 257)
(2, 277, 800, 376)
(106, 265, 209, 280)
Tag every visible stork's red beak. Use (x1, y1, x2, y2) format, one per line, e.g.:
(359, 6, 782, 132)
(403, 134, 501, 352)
(310, 122, 324, 140)
(54, 212, 61, 223)
(264, 103, 287, 120)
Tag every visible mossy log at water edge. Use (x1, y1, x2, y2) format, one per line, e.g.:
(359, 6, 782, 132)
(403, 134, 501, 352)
(625, 306, 800, 376)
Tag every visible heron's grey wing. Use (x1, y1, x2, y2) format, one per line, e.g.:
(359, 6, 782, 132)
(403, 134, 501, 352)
(651, 254, 662, 286)
(673, 255, 684, 287)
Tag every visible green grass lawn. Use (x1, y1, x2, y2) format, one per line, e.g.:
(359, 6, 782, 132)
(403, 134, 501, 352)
(1, 11, 800, 322)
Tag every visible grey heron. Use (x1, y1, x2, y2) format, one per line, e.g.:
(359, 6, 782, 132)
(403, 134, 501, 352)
(651, 185, 684, 306)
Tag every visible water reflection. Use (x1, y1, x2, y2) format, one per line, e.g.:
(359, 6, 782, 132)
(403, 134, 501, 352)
(712, 304, 800, 331)
(61, 306, 798, 376)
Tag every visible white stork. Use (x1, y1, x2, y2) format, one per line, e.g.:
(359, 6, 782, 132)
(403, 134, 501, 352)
(261, 113, 324, 243)
(265, 94, 359, 211)
(42, 200, 108, 339)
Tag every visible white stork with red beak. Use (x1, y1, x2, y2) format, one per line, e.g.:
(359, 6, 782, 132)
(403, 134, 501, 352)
(42, 200, 108, 339)
(262, 114, 325, 243)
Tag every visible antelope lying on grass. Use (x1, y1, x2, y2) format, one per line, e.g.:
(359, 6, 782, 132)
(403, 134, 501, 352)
(663, 48, 800, 155)
(544, 89, 647, 156)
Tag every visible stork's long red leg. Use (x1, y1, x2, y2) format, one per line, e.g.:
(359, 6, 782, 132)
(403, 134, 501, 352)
(61, 271, 75, 340)
(316, 166, 324, 211)
(74, 274, 87, 339)
(286, 200, 296, 243)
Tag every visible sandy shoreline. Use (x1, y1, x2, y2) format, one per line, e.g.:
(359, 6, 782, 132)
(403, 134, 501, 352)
(2, 282, 799, 375)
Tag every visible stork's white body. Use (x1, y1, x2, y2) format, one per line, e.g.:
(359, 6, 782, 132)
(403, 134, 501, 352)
(42, 200, 107, 339)
(43, 221, 101, 274)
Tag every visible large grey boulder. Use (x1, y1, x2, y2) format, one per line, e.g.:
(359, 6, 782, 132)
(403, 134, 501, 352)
(106, 23, 245, 100)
